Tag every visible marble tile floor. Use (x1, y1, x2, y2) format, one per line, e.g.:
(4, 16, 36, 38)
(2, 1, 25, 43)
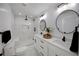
(15, 45, 40, 56)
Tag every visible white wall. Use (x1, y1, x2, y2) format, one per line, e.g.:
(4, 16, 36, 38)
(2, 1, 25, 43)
(0, 3, 14, 32)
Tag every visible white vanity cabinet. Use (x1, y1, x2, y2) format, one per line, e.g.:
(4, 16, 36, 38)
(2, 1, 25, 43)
(34, 35, 77, 56)
(34, 36, 48, 56)
(48, 43, 57, 56)
(47, 42, 77, 56)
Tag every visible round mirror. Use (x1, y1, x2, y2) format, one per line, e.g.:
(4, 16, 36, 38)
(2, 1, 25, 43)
(40, 19, 46, 31)
(56, 10, 79, 34)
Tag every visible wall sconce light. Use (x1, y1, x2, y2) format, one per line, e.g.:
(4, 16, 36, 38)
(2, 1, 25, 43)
(25, 16, 28, 20)
(40, 13, 47, 20)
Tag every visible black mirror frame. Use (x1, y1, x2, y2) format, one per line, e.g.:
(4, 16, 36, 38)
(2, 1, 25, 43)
(56, 10, 79, 34)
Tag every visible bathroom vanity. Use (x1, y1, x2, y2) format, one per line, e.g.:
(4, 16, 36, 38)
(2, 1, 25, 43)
(34, 34, 77, 56)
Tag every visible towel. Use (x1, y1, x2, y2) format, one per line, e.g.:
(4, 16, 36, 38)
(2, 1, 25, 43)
(70, 27, 79, 53)
(2, 30, 11, 44)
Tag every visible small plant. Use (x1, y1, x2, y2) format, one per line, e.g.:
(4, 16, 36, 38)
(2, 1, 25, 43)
(46, 28, 50, 32)
(45, 27, 52, 33)
(43, 27, 53, 39)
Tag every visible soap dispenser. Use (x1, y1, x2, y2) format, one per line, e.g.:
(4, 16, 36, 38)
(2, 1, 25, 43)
(62, 33, 66, 42)
(62, 36, 65, 42)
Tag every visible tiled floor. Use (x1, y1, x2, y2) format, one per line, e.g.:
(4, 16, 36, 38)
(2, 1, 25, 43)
(16, 45, 40, 56)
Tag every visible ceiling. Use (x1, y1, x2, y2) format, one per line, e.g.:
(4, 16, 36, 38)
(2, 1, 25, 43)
(10, 3, 60, 18)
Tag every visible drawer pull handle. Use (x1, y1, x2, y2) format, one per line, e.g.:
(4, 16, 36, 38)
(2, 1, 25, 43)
(40, 46, 44, 49)
(35, 39, 36, 43)
(40, 41, 44, 43)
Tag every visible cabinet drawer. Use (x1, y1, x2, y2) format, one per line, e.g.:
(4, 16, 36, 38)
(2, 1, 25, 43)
(39, 45, 48, 56)
(34, 37, 48, 56)
(35, 43, 47, 56)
